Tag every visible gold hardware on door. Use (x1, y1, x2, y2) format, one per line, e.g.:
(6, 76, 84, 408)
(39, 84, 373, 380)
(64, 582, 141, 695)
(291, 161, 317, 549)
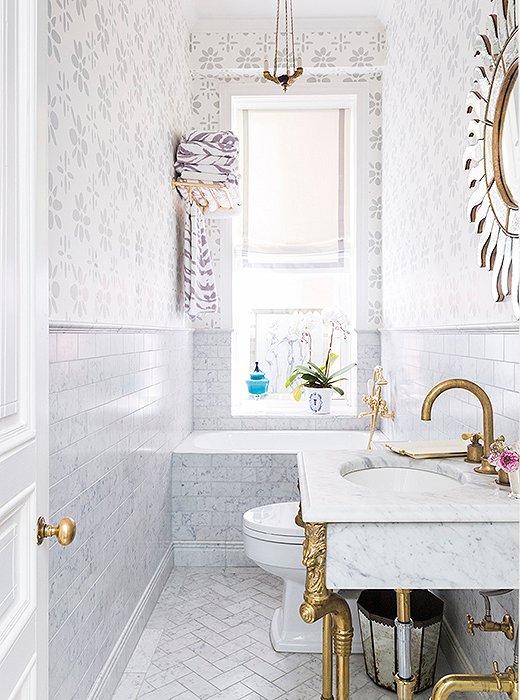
(36, 516, 76, 546)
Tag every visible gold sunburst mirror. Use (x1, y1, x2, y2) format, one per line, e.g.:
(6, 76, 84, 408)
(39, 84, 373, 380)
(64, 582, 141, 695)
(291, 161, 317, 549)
(465, 0, 519, 318)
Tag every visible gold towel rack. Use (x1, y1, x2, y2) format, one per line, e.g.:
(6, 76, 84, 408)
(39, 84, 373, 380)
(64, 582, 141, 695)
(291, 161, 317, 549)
(171, 178, 235, 213)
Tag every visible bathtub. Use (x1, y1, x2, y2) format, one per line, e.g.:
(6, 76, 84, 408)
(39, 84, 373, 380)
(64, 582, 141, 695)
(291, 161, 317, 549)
(174, 429, 381, 454)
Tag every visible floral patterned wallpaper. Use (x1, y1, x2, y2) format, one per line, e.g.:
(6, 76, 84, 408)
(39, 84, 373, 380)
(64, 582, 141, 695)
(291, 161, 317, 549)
(48, 0, 191, 327)
(383, 0, 514, 327)
(189, 28, 386, 330)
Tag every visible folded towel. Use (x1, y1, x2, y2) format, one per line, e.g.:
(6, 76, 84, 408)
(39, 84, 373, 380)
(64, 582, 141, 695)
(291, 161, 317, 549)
(175, 130, 240, 182)
(184, 130, 239, 154)
(178, 170, 230, 184)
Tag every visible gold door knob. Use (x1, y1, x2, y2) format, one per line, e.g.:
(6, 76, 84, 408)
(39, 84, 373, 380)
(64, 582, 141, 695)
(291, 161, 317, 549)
(36, 516, 76, 546)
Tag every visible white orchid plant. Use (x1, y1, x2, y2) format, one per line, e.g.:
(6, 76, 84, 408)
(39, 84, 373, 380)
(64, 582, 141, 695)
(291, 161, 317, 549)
(285, 307, 356, 401)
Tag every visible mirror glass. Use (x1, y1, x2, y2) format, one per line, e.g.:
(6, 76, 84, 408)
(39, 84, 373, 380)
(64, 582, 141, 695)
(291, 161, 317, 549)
(501, 73, 519, 207)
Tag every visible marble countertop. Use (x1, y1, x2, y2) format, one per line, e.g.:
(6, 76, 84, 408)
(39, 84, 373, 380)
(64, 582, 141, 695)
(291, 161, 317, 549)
(297, 449, 520, 523)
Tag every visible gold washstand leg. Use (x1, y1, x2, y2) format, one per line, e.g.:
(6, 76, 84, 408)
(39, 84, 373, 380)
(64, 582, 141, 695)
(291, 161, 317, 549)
(333, 599, 353, 700)
(299, 521, 353, 700)
(322, 613, 334, 700)
(394, 589, 417, 700)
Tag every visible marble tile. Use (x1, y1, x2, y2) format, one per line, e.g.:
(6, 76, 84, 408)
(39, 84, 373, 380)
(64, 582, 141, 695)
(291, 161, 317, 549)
(49, 330, 193, 700)
(114, 567, 450, 700)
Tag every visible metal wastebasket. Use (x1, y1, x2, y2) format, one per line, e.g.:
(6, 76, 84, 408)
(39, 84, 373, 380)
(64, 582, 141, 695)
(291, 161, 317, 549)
(357, 589, 444, 693)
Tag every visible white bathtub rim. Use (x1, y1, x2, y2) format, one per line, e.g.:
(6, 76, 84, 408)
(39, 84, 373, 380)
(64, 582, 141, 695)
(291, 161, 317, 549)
(173, 429, 383, 454)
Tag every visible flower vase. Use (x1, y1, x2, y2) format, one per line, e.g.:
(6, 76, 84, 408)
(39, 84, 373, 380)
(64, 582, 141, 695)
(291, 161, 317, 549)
(508, 470, 520, 499)
(305, 387, 333, 415)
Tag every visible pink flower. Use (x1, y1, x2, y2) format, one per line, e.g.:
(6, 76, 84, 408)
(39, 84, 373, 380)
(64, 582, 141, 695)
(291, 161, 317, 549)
(499, 450, 520, 473)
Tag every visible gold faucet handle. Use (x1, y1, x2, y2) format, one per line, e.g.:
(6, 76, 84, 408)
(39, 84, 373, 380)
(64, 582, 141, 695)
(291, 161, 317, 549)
(492, 661, 504, 691)
(461, 432, 483, 443)
(466, 614, 476, 636)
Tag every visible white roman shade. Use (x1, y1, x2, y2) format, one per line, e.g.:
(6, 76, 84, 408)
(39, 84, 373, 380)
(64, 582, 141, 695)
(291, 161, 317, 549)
(241, 108, 350, 267)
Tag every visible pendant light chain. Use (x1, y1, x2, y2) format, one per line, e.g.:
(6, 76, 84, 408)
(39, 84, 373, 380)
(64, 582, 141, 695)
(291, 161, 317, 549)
(285, 0, 289, 75)
(274, 0, 281, 76)
(290, 0, 296, 73)
(262, 0, 303, 91)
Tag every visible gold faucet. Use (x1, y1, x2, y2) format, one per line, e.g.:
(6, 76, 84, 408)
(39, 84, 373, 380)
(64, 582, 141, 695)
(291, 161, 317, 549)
(359, 366, 395, 449)
(430, 662, 518, 700)
(467, 589, 515, 640)
(421, 379, 496, 476)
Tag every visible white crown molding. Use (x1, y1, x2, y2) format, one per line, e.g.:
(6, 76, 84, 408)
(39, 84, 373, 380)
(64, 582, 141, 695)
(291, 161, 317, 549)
(191, 16, 385, 34)
(191, 66, 384, 79)
(180, 0, 198, 28)
(376, 0, 395, 26)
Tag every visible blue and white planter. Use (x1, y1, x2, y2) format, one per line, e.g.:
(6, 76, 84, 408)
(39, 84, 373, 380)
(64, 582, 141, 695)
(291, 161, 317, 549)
(305, 387, 333, 415)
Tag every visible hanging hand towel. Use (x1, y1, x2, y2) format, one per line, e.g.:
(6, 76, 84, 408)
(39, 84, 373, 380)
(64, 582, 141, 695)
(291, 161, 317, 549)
(183, 202, 218, 320)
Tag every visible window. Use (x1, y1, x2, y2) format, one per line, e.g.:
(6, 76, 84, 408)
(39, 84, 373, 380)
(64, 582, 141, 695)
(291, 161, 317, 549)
(232, 97, 356, 411)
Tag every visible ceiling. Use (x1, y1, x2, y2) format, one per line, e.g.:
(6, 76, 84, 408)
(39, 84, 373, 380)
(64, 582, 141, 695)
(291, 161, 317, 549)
(185, 0, 389, 27)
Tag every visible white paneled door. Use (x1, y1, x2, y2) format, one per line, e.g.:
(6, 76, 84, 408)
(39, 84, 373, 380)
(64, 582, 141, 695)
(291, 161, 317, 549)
(0, 0, 49, 698)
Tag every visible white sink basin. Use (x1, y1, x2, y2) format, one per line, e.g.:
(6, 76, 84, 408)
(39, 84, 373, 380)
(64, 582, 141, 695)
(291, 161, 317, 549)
(345, 466, 460, 495)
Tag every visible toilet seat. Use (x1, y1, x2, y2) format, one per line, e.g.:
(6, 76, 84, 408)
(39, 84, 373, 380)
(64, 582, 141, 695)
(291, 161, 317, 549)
(243, 501, 303, 543)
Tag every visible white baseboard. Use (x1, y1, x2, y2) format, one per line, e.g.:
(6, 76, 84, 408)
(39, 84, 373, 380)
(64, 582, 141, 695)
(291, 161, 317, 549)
(173, 540, 250, 567)
(87, 543, 174, 700)
(441, 620, 490, 700)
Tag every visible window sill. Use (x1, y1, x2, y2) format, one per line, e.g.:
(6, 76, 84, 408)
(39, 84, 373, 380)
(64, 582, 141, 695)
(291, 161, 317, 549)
(232, 398, 357, 418)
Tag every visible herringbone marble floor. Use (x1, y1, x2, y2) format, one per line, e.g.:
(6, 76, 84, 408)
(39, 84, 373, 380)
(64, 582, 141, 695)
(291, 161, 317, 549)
(114, 567, 448, 700)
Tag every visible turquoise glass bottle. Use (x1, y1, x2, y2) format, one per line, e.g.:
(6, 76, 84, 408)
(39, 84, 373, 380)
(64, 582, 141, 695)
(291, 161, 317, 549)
(246, 361, 269, 399)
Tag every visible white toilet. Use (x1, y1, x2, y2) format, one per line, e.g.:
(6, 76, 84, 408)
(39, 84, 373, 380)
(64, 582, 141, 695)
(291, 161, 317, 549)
(243, 501, 361, 654)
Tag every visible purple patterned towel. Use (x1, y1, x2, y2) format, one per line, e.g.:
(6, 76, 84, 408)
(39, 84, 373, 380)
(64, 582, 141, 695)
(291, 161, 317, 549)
(175, 130, 239, 181)
(183, 202, 218, 320)
(185, 130, 239, 153)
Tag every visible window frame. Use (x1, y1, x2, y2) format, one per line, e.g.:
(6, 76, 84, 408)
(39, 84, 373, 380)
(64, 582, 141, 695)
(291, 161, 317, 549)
(217, 84, 370, 415)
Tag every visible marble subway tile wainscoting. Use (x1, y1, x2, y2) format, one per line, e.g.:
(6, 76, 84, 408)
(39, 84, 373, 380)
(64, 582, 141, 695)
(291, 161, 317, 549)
(193, 329, 380, 430)
(48, 329, 192, 700)
(381, 328, 520, 443)
(172, 452, 298, 566)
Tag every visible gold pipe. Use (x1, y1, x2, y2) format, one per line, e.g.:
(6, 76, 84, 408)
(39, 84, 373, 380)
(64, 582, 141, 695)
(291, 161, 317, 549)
(300, 521, 353, 700)
(394, 589, 417, 700)
(421, 379, 496, 475)
(430, 666, 518, 700)
(396, 588, 412, 623)
(322, 614, 334, 700)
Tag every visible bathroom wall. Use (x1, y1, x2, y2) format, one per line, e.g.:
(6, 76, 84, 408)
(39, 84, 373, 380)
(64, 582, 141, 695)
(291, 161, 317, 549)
(192, 329, 380, 429)
(48, 0, 190, 327)
(47, 0, 193, 698)
(382, 0, 519, 679)
(188, 26, 386, 422)
(49, 330, 192, 699)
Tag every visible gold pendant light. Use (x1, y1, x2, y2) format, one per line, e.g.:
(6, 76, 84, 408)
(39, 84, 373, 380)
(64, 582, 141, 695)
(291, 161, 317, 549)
(263, 0, 303, 92)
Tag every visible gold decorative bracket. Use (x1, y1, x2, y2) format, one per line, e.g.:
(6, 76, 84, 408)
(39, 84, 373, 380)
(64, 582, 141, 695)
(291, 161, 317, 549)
(299, 519, 353, 700)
